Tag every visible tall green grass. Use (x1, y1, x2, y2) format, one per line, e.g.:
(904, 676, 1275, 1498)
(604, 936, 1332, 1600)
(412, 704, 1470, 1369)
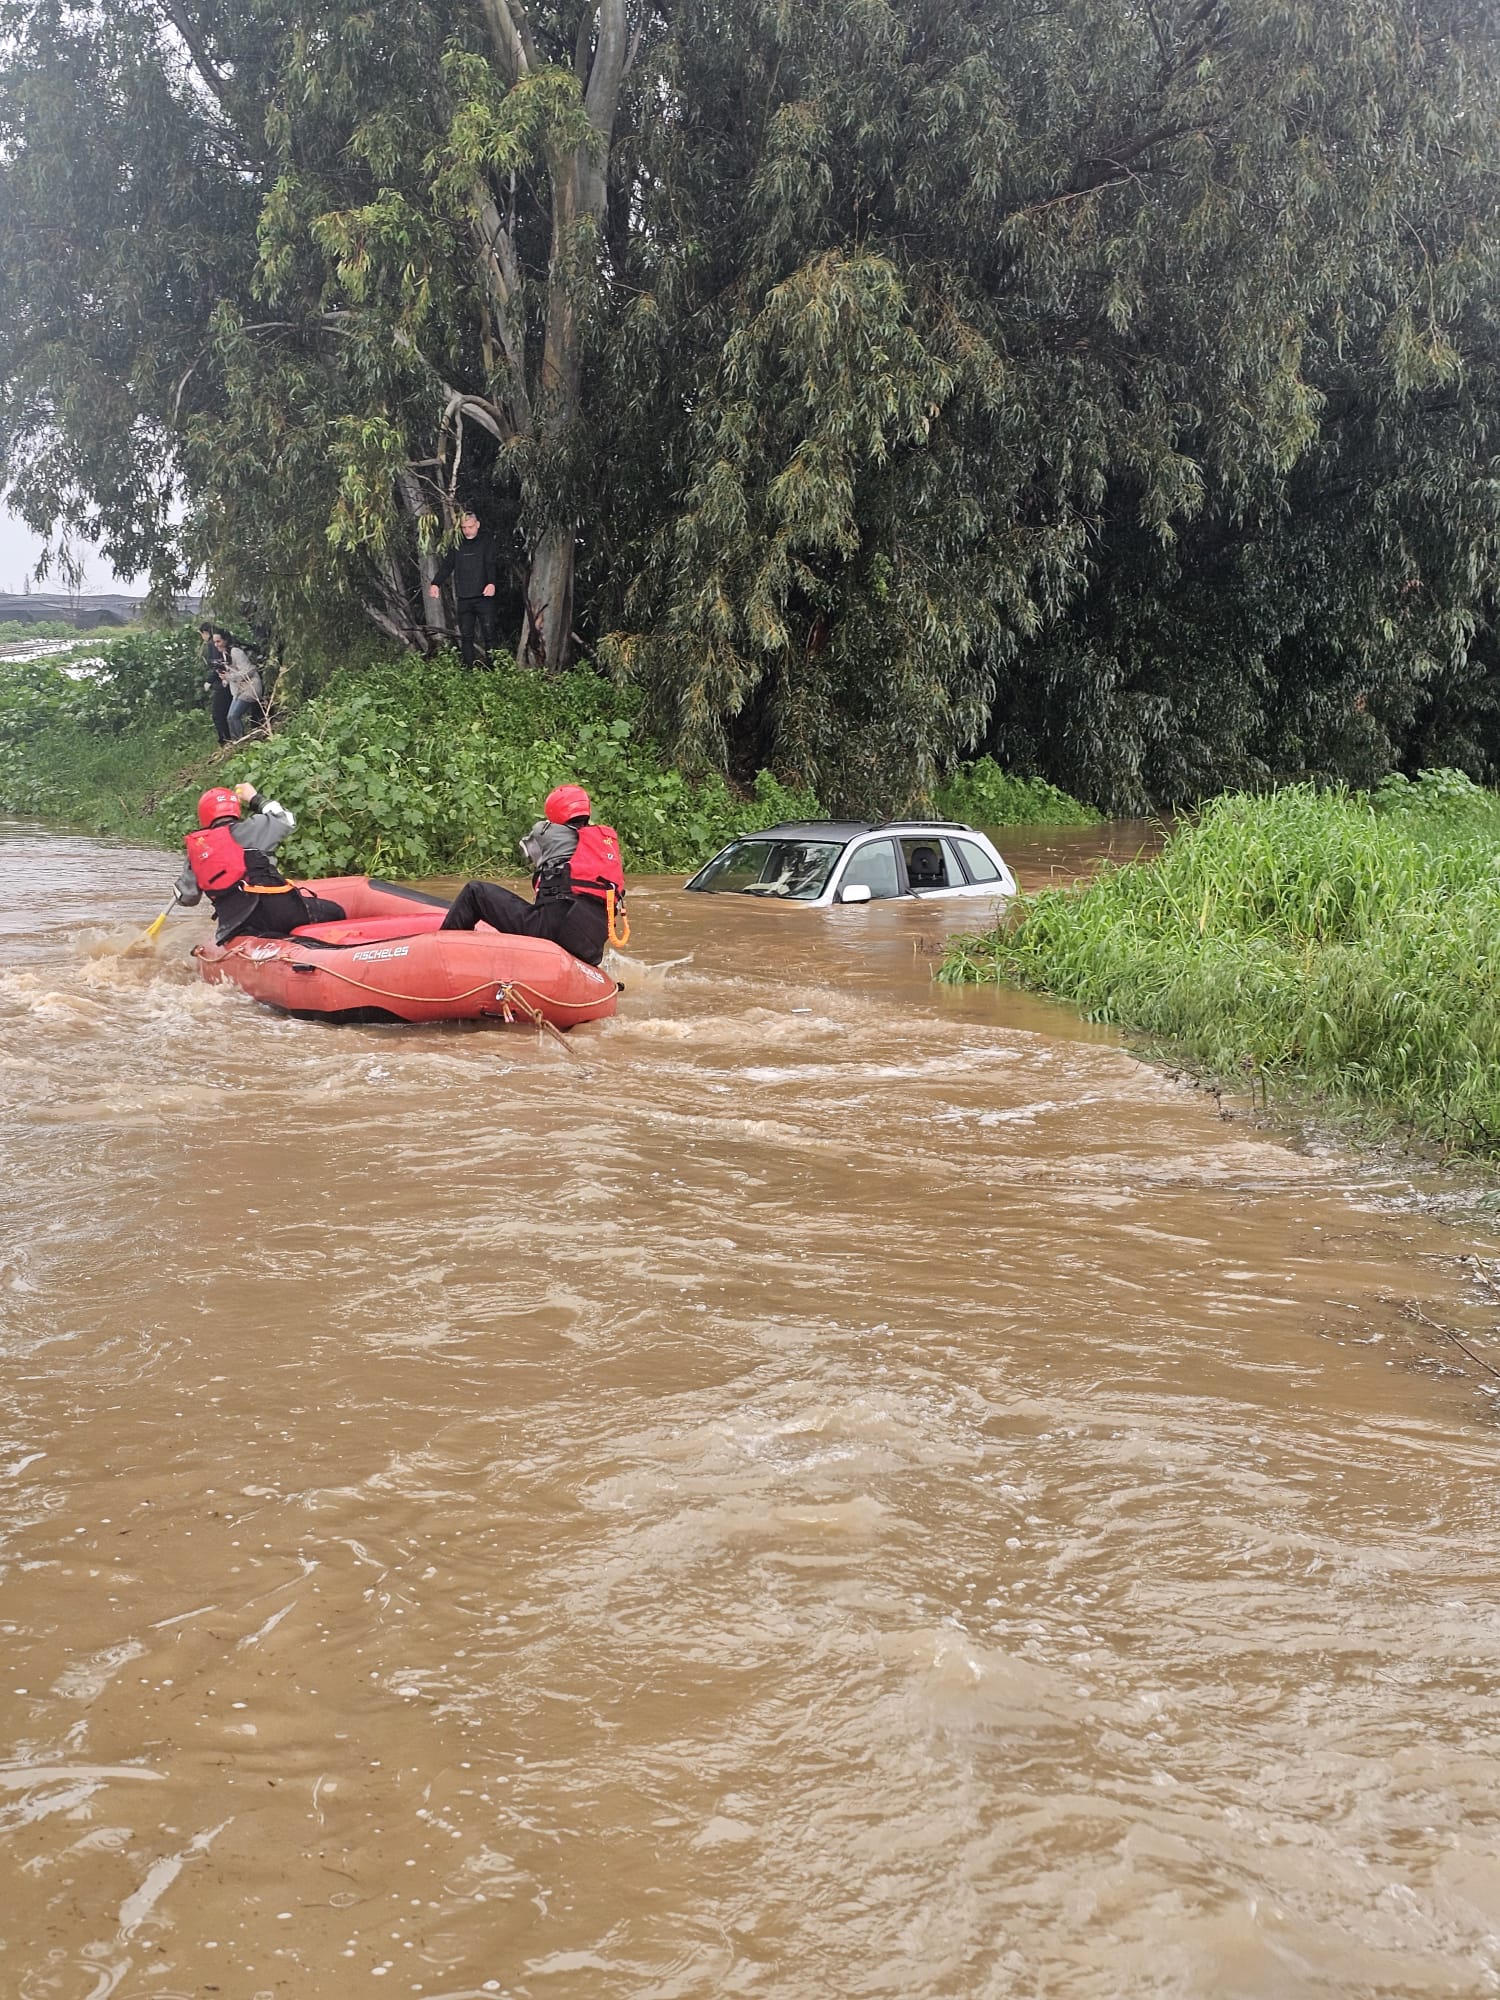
(941, 774, 1500, 1155)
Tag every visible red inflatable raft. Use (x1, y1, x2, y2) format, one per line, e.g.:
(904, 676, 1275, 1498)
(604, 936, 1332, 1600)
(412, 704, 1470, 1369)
(192, 875, 619, 1029)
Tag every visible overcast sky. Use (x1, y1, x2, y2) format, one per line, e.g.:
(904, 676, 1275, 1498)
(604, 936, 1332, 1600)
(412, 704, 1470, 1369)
(0, 506, 139, 595)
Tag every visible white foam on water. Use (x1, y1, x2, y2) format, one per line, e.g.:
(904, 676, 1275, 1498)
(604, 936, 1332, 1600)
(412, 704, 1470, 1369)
(51, 1639, 147, 1704)
(117, 1819, 232, 1938)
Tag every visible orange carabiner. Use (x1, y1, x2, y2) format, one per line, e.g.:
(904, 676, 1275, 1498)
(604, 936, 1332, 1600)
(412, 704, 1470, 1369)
(605, 887, 630, 949)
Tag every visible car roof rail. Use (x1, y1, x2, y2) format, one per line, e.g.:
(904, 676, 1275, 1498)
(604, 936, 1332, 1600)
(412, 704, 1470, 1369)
(871, 819, 974, 833)
(757, 820, 869, 834)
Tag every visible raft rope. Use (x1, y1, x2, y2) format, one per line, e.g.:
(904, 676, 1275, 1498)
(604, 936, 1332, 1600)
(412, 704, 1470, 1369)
(492, 980, 581, 1055)
(257, 954, 614, 1021)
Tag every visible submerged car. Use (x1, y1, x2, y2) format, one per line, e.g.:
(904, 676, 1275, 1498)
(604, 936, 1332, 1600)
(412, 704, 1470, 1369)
(684, 820, 1018, 907)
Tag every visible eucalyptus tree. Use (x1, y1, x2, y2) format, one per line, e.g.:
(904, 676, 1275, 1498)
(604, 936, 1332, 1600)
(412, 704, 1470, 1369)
(596, 0, 1500, 807)
(0, 0, 260, 592)
(0, 0, 647, 664)
(2, 0, 1498, 811)
(257, 0, 644, 665)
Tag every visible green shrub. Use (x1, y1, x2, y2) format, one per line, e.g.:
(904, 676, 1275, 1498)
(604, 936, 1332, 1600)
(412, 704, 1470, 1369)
(0, 618, 77, 640)
(0, 694, 206, 836)
(0, 627, 216, 831)
(70, 627, 208, 729)
(1371, 766, 1500, 830)
(932, 756, 1100, 827)
(4, 640, 822, 871)
(150, 653, 824, 875)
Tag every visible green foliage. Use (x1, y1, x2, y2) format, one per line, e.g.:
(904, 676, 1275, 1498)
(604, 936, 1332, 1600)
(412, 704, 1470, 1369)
(147, 654, 826, 877)
(3, 0, 1500, 810)
(0, 627, 205, 738)
(0, 653, 206, 834)
(0, 643, 827, 872)
(0, 619, 81, 640)
(932, 758, 1100, 828)
(941, 779, 1500, 1155)
(0, 615, 140, 641)
(0, 623, 219, 833)
(601, 0, 1500, 808)
(1370, 767, 1498, 825)
(67, 627, 208, 732)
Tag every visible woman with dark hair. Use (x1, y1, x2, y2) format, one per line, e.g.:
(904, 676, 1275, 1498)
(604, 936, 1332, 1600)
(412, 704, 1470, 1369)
(201, 624, 233, 746)
(216, 630, 265, 739)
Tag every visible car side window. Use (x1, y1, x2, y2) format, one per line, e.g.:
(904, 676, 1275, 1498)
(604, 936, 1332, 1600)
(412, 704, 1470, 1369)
(939, 838, 971, 886)
(954, 837, 1001, 884)
(839, 838, 901, 900)
(900, 839, 948, 890)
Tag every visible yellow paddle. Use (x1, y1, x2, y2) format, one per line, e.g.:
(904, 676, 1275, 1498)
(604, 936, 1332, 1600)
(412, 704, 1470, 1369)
(136, 891, 181, 947)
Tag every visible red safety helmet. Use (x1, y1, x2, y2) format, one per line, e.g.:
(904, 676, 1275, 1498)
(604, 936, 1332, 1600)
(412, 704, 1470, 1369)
(197, 786, 242, 828)
(543, 784, 591, 826)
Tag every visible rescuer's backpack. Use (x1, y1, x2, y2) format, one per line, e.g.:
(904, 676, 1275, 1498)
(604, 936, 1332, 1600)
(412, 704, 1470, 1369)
(567, 823, 624, 902)
(184, 823, 248, 894)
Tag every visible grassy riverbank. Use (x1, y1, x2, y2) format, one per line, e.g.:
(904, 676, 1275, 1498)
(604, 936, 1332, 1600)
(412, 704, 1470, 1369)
(941, 775, 1500, 1155)
(0, 636, 210, 839)
(0, 633, 1098, 873)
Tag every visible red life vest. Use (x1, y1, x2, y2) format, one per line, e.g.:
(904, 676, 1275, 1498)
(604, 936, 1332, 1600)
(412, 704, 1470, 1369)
(567, 823, 625, 903)
(184, 823, 248, 894)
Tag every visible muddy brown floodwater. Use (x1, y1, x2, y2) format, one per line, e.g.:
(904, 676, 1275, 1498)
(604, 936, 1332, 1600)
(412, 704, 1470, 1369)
(5, 819, 1500, 2000)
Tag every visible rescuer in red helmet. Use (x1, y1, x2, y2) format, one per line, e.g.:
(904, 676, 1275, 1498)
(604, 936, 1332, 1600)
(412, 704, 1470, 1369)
(438, 783, 625, 965)
(174, 782, 346, 943)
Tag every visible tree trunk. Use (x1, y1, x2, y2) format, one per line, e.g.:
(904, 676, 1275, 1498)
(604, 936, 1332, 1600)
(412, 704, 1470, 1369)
(478, 0, 628, 671)
(397, 469, 450, 653)
(522, 524, 576, 670)
(363, 596, 420, 648)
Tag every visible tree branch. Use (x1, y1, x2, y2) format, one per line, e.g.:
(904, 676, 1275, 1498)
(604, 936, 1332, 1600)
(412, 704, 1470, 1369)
(396, 467, 449, 640)
(583, 0, 629, 137)
(170, 315, 357, 422)
(160, 1, 231, 110)
(442, 391, 511, 444)
(622, 18, 646, 80)
(574, 0, 596, 82)
(1142, 0, 1172, 76)
(477, 0, 535, 81)
(472, 188, 534, 432)
(1080, 120, 1207, 185)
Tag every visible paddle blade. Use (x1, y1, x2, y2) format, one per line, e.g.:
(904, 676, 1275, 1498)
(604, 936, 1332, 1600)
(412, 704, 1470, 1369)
(137, 893, 181, 946)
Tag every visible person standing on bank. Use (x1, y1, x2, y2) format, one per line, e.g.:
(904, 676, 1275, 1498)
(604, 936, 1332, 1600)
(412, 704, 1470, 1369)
(440, 785, 625, 967)
(217, 631, 265, 739)
(175, 784, 346, 943)
(428, 510, 499, 668)
(201, 624, 233, 747)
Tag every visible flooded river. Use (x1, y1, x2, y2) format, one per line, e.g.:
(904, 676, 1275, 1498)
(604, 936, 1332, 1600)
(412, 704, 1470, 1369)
(4, 819, 1500, 2000)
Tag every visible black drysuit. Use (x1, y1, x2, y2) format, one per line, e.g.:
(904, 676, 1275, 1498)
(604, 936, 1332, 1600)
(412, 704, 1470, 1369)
(175, 795, 345, 943)
(433, 530, 500, 666)
(440, 822, 609, 965)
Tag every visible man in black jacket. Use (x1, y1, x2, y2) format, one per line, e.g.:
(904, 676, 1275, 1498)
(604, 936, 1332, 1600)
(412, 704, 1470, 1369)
(428, 510, 499, 667)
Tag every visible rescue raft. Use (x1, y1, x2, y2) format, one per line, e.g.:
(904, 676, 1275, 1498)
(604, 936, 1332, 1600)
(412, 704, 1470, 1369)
(192, 875, 620, 1029)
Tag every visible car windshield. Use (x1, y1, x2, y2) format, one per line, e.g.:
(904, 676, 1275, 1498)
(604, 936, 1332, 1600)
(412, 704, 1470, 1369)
(690, 837, 843, 900)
